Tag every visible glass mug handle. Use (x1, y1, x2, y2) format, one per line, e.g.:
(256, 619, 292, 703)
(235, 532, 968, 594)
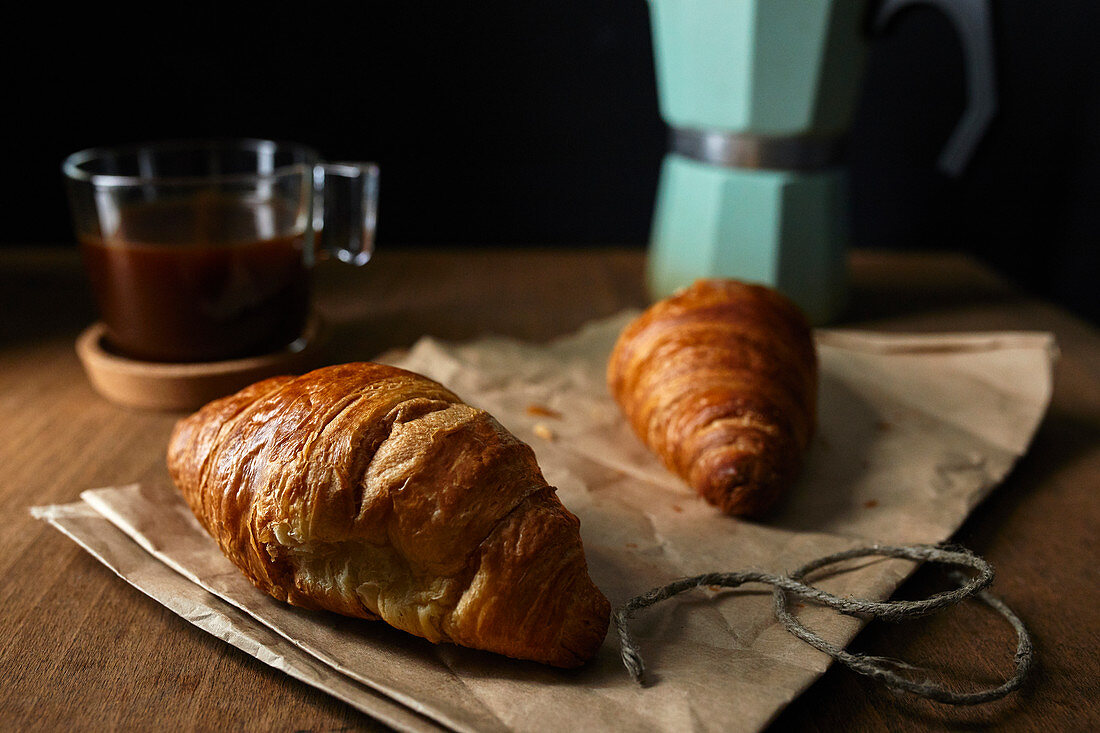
(312, 162, 379, 266)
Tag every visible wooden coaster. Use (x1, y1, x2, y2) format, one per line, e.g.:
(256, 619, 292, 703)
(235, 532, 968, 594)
(75, 314, 328, 411)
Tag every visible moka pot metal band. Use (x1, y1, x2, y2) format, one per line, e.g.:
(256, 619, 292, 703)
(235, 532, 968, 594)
(671, 127, 847, 171)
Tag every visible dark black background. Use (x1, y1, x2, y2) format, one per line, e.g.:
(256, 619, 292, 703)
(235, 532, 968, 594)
(6, 2, 1098, 323)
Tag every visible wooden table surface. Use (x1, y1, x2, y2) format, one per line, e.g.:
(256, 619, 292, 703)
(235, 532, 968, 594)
(1, 246, 1097, 731)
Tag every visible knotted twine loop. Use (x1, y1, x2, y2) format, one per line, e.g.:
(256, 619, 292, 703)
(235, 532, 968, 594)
(614, 544, 1034, 705)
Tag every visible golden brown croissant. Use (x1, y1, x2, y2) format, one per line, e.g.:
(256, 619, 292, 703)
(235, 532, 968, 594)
(607, 279, 817, 517)
(167, 362, 610, 668)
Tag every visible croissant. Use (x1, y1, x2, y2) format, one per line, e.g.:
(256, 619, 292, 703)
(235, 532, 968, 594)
(607, 279, 817, 517)
(167, 362, 610, 668)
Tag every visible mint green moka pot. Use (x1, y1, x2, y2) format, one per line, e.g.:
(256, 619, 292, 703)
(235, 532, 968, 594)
(645, 0, 996, 323)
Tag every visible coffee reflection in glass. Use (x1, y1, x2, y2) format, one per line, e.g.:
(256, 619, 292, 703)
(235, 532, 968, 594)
(63, 140, 378, 363)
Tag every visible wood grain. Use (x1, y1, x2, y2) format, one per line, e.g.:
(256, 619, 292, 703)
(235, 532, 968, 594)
(0, 246, 1096, 731)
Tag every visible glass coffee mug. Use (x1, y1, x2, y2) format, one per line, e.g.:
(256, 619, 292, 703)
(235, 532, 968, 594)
(63, 139, 378, 363)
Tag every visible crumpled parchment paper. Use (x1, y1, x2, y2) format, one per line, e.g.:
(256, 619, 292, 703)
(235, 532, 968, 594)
(35, 313, 1056, 732)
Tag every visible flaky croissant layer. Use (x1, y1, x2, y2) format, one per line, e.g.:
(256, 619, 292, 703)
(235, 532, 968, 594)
(608, 279, 818, 516)
(168, 362, 610, 668)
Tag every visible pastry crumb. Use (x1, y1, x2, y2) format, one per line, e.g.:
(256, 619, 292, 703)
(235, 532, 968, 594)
(526, 403, 562, 419)
(533, 423, 556, 441)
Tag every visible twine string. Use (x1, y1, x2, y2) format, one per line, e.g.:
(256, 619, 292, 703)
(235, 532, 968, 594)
(613, 544, 1033, 705)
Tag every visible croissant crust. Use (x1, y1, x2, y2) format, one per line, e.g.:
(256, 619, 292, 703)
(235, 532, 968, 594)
(167, 362, 610, 667)
(607, 279, 817, 516)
